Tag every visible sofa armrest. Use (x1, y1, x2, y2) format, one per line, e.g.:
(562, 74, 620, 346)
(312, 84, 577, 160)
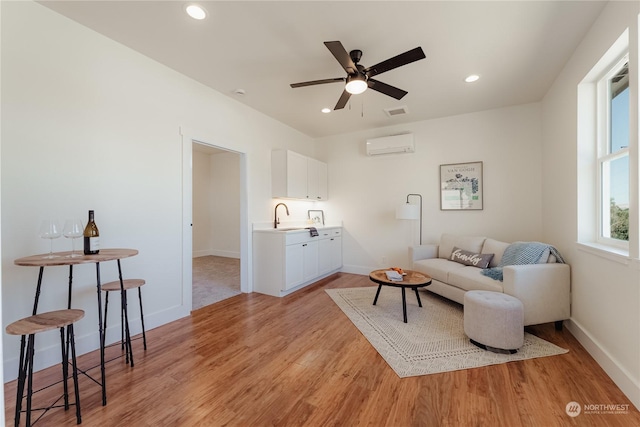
(409, 244, 439, 262)
(503, 263, 571, 326)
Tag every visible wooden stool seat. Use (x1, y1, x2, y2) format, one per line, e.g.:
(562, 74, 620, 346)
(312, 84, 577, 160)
(6, 309, 85, 336)
(101, 278, 145, 292)
(7, 309, 83, 426)
(101, 279, 147, 365)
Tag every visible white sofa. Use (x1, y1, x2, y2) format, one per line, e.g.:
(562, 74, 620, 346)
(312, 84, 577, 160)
(410, 233, 570, 329)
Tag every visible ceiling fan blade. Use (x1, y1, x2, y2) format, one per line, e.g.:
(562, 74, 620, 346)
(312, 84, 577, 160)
(324, 41, 357, 74)
(334, 90, 352, 110)
(290, 77, 344, 88)
(364, 47, 425, 78)
(367, 79, 408, 100)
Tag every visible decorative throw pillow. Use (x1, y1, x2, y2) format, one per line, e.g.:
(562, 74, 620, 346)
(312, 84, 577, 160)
(450, 246, 494, 269)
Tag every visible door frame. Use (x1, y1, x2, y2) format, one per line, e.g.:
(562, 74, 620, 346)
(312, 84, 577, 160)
(180, 127, 249, 312)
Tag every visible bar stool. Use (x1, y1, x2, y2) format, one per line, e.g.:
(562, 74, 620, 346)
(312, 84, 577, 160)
(102, 279, 147, 366)
(6, 309, 84, 426)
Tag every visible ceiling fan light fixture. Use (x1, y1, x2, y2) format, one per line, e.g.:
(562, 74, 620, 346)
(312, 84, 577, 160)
(465, 74, 480, 83)
(290, 41, 425, 109)
(321, 108, 331, 113)
(345, 75, 368, 95)
(185, 4, 208, 20)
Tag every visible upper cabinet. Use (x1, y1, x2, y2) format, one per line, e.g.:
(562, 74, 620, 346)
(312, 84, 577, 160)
(306, 158, 328, 201)
(272, 150, 328, 200)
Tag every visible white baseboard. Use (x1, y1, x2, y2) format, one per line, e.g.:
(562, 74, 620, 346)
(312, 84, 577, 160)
(566, 318, 640, 411)
(3, 304, 189, 383)
(193, 250, 240, 259)
(341, 264, 377, 276)
(211, 250, 240, 259)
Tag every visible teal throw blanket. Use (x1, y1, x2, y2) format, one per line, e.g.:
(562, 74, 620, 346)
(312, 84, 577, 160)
(481, 242, 565, 282)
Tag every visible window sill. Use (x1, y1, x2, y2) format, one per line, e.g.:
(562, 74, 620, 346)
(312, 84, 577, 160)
(576, 242, 630, 265)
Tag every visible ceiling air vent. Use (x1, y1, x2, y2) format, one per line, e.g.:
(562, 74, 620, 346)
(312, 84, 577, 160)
(384, 106, 409, 117)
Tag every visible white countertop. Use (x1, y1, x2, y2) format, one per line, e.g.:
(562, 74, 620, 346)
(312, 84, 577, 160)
(252, 222, 342, 234)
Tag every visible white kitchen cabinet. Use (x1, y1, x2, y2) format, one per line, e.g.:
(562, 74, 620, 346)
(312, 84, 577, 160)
(318, 162, 328, 200)
(318, 228, 342, 275)
(272, 150, 328, 200)
(272, 150, 308, 199)
(306, 158, 328, 201)
(253, 227, 342, 297)
(284, 242, 304, 288)
(302, 240, 319, 282)
(285, 239, 318, 290)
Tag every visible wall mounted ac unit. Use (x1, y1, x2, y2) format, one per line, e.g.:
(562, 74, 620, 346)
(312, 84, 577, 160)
(365, 133, 414, 156)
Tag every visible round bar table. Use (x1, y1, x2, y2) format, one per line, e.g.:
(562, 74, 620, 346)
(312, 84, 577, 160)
(14, 248, 138, 406)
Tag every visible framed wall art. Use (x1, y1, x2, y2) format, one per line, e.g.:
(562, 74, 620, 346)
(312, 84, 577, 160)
(440, 161, 483, 210)
(308, 209, 325, 225)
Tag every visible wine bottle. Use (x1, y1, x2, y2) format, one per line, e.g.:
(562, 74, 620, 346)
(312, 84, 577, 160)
(83, 210, 100, 255)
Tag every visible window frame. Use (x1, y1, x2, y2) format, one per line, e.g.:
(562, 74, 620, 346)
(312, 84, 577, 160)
(595, 54, 630, 250)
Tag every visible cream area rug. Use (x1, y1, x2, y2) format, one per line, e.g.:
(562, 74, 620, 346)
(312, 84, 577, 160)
(326, 286, 568, 377)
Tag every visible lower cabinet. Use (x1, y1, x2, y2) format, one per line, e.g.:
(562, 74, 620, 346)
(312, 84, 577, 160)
(318, 229, 342, 275)
(253, 227, 342, 297)
(285, 240, 318, 290)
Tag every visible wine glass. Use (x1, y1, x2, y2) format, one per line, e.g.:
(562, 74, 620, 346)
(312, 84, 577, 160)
(63, 219, 84, 258)
(39, 219, 61, 259)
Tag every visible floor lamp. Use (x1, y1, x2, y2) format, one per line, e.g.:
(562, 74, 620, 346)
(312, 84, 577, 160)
(395, 193, 423, 245)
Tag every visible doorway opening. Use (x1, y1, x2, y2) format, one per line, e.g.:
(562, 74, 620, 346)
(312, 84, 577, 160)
(191, 142, 242, 309)
(180, 127, 250, 313)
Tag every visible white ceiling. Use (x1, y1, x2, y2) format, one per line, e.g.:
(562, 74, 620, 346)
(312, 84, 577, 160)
(40, 1, 607, 139)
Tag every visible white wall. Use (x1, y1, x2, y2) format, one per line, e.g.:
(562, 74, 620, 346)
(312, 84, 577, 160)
(192, 150, 214, 256)
(1, 1, 314, 380)
(210, 152, 241, 258)
(541, 1, 640, 408)
(317, 103, 543, 274)
(193, 150, 241, 258)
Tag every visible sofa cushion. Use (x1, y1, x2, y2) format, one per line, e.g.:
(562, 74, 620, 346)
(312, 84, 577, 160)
(481, 238, 510, 268)
(413, 258, 465, 283)
(448, 267, 504, 293)
(450, 247, 493, 269)
(438, 234, 486, 259)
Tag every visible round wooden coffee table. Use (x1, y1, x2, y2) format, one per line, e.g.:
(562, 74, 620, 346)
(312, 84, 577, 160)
(368, 269, 432, 323)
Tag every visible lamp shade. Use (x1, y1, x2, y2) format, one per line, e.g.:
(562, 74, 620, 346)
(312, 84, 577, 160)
(396, 203, 420, 220)
(345, 75, 368, 94)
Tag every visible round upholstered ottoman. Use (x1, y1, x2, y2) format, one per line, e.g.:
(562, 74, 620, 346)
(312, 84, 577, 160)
(463, 290, 524, 353)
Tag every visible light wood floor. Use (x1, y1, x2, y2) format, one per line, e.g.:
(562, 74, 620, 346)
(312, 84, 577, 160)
(4, 273, 639, 426)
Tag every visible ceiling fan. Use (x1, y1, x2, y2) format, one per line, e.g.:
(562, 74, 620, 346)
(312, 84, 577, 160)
(290, 41, 426, 110)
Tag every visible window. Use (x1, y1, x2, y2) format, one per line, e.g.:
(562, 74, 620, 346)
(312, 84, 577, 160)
(597, 58, 629, 247)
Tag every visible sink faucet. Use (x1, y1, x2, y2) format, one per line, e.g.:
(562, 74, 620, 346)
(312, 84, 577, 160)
(274, 203, 289, 229)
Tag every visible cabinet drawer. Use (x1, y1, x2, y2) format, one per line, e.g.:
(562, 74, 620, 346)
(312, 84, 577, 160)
(319, 228, 342, 238)
(285, 232, 315, 245)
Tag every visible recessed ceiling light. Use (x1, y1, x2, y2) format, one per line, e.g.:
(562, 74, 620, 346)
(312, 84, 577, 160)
(321, 108, 331, 114)
(185, 4, 207, 20)
(465, 74, 480, 83)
